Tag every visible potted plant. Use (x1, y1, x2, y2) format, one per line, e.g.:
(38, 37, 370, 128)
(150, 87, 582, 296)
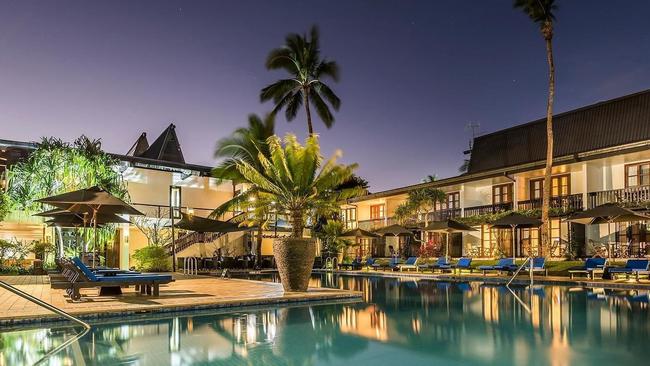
(213, 134, 361, 291)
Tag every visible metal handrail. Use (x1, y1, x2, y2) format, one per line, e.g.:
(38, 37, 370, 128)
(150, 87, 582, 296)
(506, 256, 534, 287)
(0, 280, 91, 365)
(505, 257, 534, 314)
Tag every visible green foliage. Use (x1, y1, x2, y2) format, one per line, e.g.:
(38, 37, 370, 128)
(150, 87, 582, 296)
(457, 208, 567, 226)
(317, 220, 352, 257)
(513, 0, 557, 24)
(132, 246, 171, 272)
(213, 134, 362, 238)
(0, 191, 9, 222)
(5, 135, 128, 213)
(394, 183, 446, 224)
(261, 25, 341, 134)
(213, 113, 276, 183)
(0, 238, 32, 272)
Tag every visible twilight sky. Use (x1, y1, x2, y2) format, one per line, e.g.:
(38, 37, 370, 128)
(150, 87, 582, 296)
(0, 1, 649, 192)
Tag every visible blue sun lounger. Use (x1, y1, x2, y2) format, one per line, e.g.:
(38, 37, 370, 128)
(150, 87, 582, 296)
(419, 257, 450, 273)
(65, 257, 174, 300)
(608, 259, 650, 281)
(510, 257, 547, 276)
(569, 258, 607, 279)
(439, 257, 473, 274)
(398, 257, 419, 272)
(478, 258, 516, 275)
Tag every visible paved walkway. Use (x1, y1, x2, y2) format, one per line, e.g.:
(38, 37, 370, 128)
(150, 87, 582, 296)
(0, 275, 361, 325)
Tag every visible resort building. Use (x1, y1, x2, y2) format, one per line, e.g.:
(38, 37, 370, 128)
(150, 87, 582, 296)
(341, 89, 650, 259)
(0, 124, 252, 269)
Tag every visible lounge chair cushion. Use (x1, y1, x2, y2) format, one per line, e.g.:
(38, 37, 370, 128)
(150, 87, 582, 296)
(72, 257, 99, 281)
(95, 275, 173, 282)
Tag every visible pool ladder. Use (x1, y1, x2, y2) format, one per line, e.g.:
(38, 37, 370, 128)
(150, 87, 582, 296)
(0, 279, 91, 365)
(505, 257, 534, 313)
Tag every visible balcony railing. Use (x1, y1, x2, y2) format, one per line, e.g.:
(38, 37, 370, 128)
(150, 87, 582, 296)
(588, 185, 650, 209)
(464, 202, 513, 217)
(426, 208, 461, 222)
(358, 218, 389, 231)
(517, 194, 583, 213)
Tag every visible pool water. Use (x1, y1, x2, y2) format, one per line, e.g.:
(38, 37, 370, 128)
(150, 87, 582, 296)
(1, 274, 648, 365)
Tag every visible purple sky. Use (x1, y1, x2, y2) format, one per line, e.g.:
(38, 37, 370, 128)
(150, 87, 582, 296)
(1, 1, 649, 192)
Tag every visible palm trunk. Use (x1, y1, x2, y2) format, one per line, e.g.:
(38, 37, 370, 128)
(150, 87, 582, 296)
(303, 88, 314, 136)
(256, 228, 263, 267)
(540, 24, 555, 258)
(291, 210, 304, 238)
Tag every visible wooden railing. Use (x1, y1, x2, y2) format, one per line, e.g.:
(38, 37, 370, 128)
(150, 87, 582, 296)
(169, 231, 226, 255)
(588, 185, 650, 208)
(464, 202, 513, 217)
(426, 208, 461, 222)
(517, 194, 583, 213)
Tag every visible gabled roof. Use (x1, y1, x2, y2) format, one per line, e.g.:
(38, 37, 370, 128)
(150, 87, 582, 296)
(126, 133, 149, 156)
(138, 123, 185, 164)
(467, 89, 650, 174)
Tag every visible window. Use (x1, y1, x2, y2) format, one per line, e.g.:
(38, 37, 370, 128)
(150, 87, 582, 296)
(341, 207, 357, 229)
(530, 174, 570, 199)
(446, 192, 460, 209)
(492, 184, 513, 204)
(626, 162, 650, 187)
(520, 228, 540, 257)
(370, 204, 385, 220)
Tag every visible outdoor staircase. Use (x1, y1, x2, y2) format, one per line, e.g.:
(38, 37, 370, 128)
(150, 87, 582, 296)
(167, 212, 246, 256)
(168, 231, 226, 255)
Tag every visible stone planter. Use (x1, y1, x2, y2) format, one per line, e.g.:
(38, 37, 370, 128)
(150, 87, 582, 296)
(273, 238, 316, 292)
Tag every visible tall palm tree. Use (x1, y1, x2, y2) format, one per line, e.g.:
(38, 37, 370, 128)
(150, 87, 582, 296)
(514, 0, 557, 257)
(260, 26, 341, 135)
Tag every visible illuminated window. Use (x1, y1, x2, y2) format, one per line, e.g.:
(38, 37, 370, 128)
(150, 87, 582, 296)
(341, 207, 357, 229)
(370, 204, 385, 220)
(447, 192, 460, 209)
(626, 162, 650, 187)
(492, 184, 513, 204)
(530, 174, 570, 199)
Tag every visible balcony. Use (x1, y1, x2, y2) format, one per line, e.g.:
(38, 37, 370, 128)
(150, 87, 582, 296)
(464, 202, 513, 217)
(588, 185, 650, 209)
(426, 208, 461, 222)
(517, 194, 583, 214)
(358, 218, 388, 231)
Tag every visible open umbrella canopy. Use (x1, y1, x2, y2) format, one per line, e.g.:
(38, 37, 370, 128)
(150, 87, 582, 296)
(36, 186, 143, 216)
(424, 219, 477, 233)
(566, 203, 650, 224)
(341, 228, 379, 238)
(33, 208, 73, 217)
(490, 212, 542, 228)
(374, 224, 413, 236)
(45, 213, 129, 226)
(173, 212, 242, 233)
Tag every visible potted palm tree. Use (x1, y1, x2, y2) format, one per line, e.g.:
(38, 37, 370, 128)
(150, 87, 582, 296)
(213, 134, 361, 291)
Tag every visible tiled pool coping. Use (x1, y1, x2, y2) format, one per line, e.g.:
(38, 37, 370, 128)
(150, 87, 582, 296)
(0, 275, 362, 327)
(311, 269, 650, 290)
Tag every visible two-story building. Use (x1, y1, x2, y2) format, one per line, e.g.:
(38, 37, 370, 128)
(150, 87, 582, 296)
(0, 124, 253, 269)
(342, 89, 650, 259)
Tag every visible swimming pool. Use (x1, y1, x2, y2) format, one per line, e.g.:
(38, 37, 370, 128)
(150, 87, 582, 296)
(1, 273, 648, 365)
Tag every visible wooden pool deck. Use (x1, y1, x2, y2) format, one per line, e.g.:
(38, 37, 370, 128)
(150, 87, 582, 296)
(0, 274, 362, 325)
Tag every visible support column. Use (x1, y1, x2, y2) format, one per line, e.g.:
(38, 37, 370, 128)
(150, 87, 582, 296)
(581, 162, 588, 210)
(119, 222, 130, 270)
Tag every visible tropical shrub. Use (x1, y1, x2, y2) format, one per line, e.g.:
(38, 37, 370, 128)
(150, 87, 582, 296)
(418, 241, 443, 259)
(5, 135, 128, 213)
(132, 246, 171, 272)
(213, 134, 363, 239)
(317, 220, 352, 257)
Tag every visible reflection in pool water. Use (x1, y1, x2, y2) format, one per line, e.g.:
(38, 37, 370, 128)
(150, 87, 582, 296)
(1, 274, 648, 365)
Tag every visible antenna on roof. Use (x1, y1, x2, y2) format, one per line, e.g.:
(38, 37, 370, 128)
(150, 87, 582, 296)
(464, 122, 480, 150)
